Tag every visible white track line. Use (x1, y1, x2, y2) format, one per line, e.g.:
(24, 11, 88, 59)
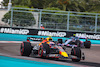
(0, 41, 22, 43)
(91, 44, 100, 46)
(0, 41, 39, 43)
(0, 41, 100, 46)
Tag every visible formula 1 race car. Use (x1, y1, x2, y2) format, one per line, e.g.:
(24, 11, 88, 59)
(62, 37, 91, 48)
(20, 37, 85, 62)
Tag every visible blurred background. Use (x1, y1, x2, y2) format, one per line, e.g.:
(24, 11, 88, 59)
(0, 0, 100, 33)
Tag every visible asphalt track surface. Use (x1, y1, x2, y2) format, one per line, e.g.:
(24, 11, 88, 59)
(0, 43, 100, 67)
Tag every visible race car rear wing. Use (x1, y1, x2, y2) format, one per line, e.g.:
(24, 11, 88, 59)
(27, 37, 43, 41)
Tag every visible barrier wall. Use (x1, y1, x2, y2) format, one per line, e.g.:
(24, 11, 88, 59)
(0, 26, 100, 44)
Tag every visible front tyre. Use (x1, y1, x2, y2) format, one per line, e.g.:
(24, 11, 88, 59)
(71, 47, 81, 62)
(20, 42, 32, 56)
(38, 43, 50, 58)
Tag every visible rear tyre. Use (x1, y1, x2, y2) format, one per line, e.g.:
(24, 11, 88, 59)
(58, 39, 63, 44)
(20, 42, 32, 56)
(71, 47, 81, 62)
(84, 41, 91, 48)
(75, 40, 81, 47)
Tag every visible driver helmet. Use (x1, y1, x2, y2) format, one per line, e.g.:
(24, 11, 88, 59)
(46, 35, 53, 41)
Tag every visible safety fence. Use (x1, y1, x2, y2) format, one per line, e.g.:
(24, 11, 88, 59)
(1, 7, 100, 33)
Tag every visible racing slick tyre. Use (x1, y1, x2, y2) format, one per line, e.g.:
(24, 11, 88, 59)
(75, 40, 81, 47)
(84, 41, 91, 48)
(38, 43, 50, 58)
(71, 47, 81, 62)
(20, 42, 32, 56)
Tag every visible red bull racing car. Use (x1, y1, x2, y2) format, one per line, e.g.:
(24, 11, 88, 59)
(20, 37, 85, 62)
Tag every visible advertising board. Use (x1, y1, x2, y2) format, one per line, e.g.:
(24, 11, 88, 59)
(0, 27, 100, 40)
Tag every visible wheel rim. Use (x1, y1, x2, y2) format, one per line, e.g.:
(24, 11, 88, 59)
(20, 43, 24, 55)
(38, 46, 43, 57)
